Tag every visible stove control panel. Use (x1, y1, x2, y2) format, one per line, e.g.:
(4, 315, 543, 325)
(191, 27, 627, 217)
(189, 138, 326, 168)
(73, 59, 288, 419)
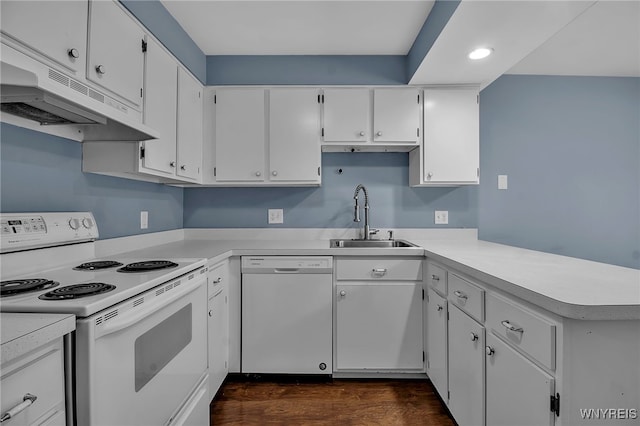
(1, 212, 99, 253)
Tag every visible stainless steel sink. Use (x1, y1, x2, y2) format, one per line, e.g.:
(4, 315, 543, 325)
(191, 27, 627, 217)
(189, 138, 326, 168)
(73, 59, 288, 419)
(330, 239, 418, 248)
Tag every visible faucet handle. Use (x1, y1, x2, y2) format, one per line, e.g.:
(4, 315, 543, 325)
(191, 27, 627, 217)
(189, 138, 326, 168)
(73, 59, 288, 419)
(369, 229, 379, 237)
(388, 230, 394, 240)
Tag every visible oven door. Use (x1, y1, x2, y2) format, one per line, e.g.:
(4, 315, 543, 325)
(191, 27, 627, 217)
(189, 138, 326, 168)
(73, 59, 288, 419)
(75, 275, 207, 426)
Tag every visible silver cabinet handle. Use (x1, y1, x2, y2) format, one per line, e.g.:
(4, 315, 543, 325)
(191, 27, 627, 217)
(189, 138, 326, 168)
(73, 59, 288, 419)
(272, 171, 277, 176)
(485, 346, 495, 356)
(180, 165, 186, 171)
(501, 320, 524, 333)
(1, 393, 37, 422)
(427, 172, 433, 179)
(213, 277, 222, 284)
(372, 268, 387, 277)
(436, 304, 443, 312)
(95, 64, 106, 75)
(376, 131, 382, 137)
(256, 171, 262, 177)
(431, 274, 440, 281)
(454, 290, 468, 300)
(359, 131, 365, 136)
(339, 290, 346, 297)
(169, 161, 176, 168)
(470, 332, 479, 342)
(208, 310, 213, 317)
(68, 48, 79, 59)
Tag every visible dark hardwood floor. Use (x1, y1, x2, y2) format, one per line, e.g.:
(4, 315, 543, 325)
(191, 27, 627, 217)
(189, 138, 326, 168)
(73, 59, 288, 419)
(210, 376, 455, 425)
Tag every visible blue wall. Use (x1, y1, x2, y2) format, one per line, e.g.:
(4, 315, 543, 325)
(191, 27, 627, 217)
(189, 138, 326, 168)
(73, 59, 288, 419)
(184, 153, 477, 229)
(0, 123, 184, 239)
(479, 75, 640, 269)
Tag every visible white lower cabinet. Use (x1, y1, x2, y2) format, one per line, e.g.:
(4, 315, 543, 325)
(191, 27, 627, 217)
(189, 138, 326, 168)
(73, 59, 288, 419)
(207, 261, 229, 401)
(485, 333, 555, 426)
(448, 304, 485, 426)
(334, 257, 424, 373)
(426, 287, 448, 398)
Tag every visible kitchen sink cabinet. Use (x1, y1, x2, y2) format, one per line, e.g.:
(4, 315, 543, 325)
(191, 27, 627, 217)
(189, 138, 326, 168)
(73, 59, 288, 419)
(207, 261, 229, 401)
(409, 88, 479, 186)
(334, 257, 424, 374)
(86, 0, 145, 109)
(209, 88, 321, 186)
(0, 0, 88, 77)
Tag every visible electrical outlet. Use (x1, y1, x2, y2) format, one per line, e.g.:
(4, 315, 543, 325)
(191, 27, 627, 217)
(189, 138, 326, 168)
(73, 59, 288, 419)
(434, 210, 448, 225)
(140, 211, 148, 229)
(498, 175, 508, 190)
(268, 209, 283, 224)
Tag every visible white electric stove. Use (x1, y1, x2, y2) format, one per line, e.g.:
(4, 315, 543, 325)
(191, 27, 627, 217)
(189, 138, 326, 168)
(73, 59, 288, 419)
(0, 212, 210, 426)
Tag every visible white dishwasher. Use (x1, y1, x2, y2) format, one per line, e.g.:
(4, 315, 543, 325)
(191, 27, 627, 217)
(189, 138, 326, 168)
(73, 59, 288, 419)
(241, 256, 333, 374)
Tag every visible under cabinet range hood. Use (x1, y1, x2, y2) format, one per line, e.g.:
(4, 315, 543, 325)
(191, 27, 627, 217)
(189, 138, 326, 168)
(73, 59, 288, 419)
(0, 44, 159, 142)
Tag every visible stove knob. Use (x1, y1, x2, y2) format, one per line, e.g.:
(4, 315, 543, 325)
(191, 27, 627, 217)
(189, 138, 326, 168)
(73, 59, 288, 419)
(69, 218, 80, 230)
(82, 218, 94, 229)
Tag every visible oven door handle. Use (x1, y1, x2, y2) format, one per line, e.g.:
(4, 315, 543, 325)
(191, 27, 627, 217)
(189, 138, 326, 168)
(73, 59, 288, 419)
(98, 279, 203, 338)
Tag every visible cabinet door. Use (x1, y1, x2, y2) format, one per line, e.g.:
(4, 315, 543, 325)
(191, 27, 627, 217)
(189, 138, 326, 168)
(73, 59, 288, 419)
(423, 89, 479, 184)
(269, 89, 321, 183)
(141, 38, 177, 176)
(373, 89, 420, 144)
(323, 89, 370, 142)
(486, 334, 555, 426)
(176, 69, 203, 181)
(426, 287, 448, 399)
(336, 282, 423, 370)
(0, 1, 87, 75)
(208, 288, 228, 401)
(87, 0, 144, 107)
(448, 304, 485, 426)
(214, 89, 265, 182)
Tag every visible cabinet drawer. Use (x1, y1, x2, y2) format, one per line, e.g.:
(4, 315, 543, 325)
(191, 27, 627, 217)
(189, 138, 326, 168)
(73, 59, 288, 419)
(336, 258, 422, 281)
(208, 261, 228, 298)
(448, 273, 484, 323)
(486, 293, 556, 370)
(1, 340, 65, 425)
(426, 261, 447, 295)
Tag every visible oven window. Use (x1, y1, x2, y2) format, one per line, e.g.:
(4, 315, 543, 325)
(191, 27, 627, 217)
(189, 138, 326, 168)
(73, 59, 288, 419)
(134, 304, 192, 392)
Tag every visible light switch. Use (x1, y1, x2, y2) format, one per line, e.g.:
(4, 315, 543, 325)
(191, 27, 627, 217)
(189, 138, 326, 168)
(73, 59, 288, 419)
(435, 211, 449, 225)
(498, 175, 508, 190)
(268, 209, 283, 224)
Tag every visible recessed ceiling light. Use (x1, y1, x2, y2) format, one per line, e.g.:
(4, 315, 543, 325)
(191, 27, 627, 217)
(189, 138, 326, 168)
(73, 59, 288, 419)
(468, 48, 493, 60)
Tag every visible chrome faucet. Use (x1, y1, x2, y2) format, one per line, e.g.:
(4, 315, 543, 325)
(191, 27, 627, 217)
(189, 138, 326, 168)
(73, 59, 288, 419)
(353, 184, 377, 240)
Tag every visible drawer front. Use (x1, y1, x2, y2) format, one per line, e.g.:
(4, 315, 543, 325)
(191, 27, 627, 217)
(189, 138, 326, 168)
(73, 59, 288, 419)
(1, 340, 65, 425)
(486, 293, 556, 370)
(448, 273, 485, 322)
(426, 261, 447, 295)
(208, 261, 228, 297)
(336, 258, 422, 281)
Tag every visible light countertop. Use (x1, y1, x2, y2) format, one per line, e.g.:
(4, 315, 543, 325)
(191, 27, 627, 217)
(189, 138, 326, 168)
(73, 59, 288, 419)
(1, 313, 75, 364)
(112, 236, 640, 321)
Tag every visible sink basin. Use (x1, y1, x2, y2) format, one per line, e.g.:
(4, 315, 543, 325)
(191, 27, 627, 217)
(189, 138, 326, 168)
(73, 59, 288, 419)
(330, 239, 418, 248)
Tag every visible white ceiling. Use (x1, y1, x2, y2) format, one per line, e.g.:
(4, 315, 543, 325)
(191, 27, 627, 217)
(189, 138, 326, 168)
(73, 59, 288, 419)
(161, 0, 640, 84)
(161, 0, 434, 55)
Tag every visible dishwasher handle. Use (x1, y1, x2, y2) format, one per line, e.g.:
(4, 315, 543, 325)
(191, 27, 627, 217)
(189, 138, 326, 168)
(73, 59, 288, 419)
(274, 268, 300, 273)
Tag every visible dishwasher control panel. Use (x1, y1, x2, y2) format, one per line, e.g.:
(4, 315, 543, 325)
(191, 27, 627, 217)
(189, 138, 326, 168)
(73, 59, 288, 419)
(241, 256, 333, 273)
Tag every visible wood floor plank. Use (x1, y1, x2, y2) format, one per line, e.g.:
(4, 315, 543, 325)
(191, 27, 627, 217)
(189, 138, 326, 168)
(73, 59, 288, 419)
(210, 377, 455, 425)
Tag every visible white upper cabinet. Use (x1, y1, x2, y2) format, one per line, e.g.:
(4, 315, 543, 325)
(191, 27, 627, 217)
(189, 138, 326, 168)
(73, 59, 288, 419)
(269, 89, 321, 183)
(213, 89, 266, 182)
(176, 68, 203, 182)
(322, 89, 370, 143)
(140, 38, 178, 177)
(410, 88, 479, 186)
(373, 88, 421, 144)
(0, 1, 88, 76)
(87, 0, 145, 108)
